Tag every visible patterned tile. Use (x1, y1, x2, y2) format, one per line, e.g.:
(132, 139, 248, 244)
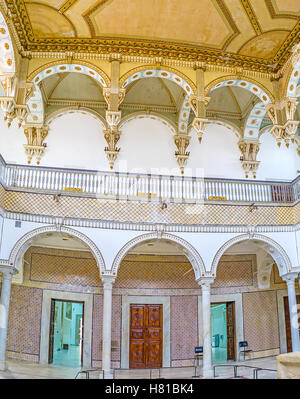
(7, 285, 43, 356)
(242, 291, 280, 352)
(28, 246, 101, 287)
(171, 296, 198, 361)
(212, 255, 256, 288)
(0, 183, 298, 225)
(115, 255, 199, 289)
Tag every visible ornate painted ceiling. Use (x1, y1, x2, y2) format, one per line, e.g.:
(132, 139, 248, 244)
(3, 0, 300, 73)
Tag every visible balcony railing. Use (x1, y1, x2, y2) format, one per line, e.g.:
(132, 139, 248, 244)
(0, 154, 299, 205)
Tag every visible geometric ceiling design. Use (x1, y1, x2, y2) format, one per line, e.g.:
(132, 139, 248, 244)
(4, 0, 300, 73)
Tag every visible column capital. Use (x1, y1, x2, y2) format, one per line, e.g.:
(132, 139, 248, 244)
(282, 272, 299, 284)
(0, 265, 18, 277)
(197, 277, 214, 289)
(101, 275, 116, 288)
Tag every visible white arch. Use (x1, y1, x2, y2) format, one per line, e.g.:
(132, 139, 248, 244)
(27, 63, 108, 124)
(8, 225, 106, 273)
(287, 57, 300, 97)
(209, 79, 271, 140)
(119, 112, 177, 134)
(121, 68, 195, 135)
(211, 233, 292, 277)
(0, 11, 15, 74)
(46, 107, 107, 130)
(189, 118, 243, 140)
(111, 232, 206, 280)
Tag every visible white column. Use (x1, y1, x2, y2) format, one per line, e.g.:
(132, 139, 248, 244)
(101, 276, 115, 379)
(283, 273, 300, 352)
(198, 278, 214, 378)
(0, 268, 15, 371)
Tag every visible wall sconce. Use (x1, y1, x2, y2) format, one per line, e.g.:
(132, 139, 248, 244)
(161, 201, 167, 210)
(249, 203, 258, 213)
(53, 194, 61, 203)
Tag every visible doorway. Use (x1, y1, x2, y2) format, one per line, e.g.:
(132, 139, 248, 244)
(129, 304, 163, 368)
(49, 299, 84, 367)
(211, 302, 235, 363)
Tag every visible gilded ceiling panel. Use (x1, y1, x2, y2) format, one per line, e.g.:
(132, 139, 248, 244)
(3, 0, 300, 73)
(84, 0, 233, 48)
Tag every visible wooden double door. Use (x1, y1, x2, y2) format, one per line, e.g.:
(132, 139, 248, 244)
(129, 304, 163, 368)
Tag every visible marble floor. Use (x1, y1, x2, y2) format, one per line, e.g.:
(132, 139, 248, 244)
(0, 356, 278, 379)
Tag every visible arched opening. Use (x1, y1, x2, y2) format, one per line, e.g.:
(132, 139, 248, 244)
(110, 233, 205, 371)
(209, 234, 292, 369)
(206, 78, 272, 140)
(27, 63, 108, 124)
(120, 67, 195, 135)
(4, 227, 106, 370)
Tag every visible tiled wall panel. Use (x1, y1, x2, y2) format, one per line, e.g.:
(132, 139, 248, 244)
(7, 285, 43, 357)
(171, 296, 198, 362)
(243, 290, 280, 352)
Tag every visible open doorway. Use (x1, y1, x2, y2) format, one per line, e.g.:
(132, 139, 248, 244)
(211, 302, 235, 364)
(49, 299, 84, 367)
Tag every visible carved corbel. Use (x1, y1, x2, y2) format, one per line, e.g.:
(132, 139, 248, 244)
(191, 117, 208, 143)
(15, 104, 29, 128)
(238, 139, 260, 178)
(23, 124, 48, 164)
(267, 98, 299, 147)
(188, 94, 210, 143)
(103, 129, 121, 170)
(174, 133, 190, 174)
(0, 96, 15, 127)
(103, 87, 126, 111)
(106, 110, 122, 130)
(0, 74, 34, 127)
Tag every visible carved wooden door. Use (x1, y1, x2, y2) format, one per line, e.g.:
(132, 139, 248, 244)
(284, 295, 300, 352)
(226, 302, 235, 360)
(48, 299, 56, 364)
(129, 304, 162, 368)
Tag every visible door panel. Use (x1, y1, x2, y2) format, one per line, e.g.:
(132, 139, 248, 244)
(129, 304, 162, 368)
(226, 302, 235, 361)
(48, 299, 56, 364)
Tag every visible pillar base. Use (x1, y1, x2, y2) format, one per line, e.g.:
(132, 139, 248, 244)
(202, 368, 214, 379)
(0, 360, 8, 371)
(102, 370, 114, 379)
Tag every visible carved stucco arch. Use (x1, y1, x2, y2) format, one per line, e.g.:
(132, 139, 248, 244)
(285, 54, 300, 98)
(189, 117, 243, 140)
(46, 106, 108, 130)
(120, 65, 196, 135)
(111, 232, 206, 280)
(27, 61, 110, 124)
(211, 233, 292, 277)
(205, 76, 273, 140)
(119, 111, 177, 134)
(8, 225, 106, 273)
(0, 11, 16, 75)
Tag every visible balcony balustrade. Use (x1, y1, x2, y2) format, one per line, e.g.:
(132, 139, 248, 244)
(0, 155, 299, 205)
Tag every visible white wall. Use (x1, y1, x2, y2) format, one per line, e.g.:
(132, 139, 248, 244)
(0, 110, 299, 180)
(188, 124, 242, 179)
(256, 131, 299, 181)
(0, 114, 26, 164)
